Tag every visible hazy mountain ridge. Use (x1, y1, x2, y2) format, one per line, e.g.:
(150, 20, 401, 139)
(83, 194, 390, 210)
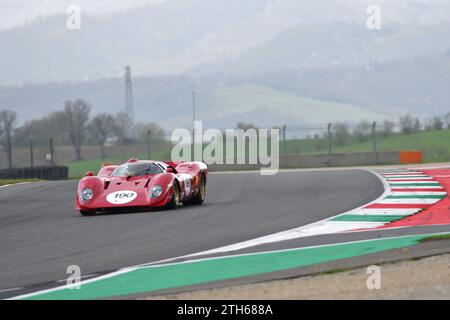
(0, 0, 268, 85)
(0, 0, 168, 30)
(240, 51, 450, 117)
(2, 0, 450, 85)
(200, 22, 450, 78)
(0, 75, 386, 130)
(1, 0, 449, 128)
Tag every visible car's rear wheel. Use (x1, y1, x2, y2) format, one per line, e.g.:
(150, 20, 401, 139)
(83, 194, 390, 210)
(165, 182, 180, 210)
(191, 174, 206, 205)
(80, 210, 95, 216)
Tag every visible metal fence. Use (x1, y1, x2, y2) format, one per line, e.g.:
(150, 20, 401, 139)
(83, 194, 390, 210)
(0, 121, 448, 171)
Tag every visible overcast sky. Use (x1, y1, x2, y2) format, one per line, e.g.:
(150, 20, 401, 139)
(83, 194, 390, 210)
(2, 0, 450, 31)
(0, 0, 166, 30)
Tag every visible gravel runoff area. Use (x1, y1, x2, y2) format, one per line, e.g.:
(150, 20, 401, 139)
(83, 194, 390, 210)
(146, 253, 450, 300)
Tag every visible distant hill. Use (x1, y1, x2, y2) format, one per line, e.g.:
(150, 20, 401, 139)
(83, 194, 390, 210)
(201, 23, 450, 77)
(0, 79, 386, 130)
(239, 52, 450, 117)
(197, 85, 386, 129)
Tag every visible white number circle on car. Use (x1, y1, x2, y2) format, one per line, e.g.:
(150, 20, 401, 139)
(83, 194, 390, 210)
(106, 191, 138, 204)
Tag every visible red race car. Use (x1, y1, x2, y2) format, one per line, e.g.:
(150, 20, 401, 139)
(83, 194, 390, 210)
(75, 159, 208, 216)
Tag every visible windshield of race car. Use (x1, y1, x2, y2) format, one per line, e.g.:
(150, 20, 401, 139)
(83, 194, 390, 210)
(112, 162, 163, 177)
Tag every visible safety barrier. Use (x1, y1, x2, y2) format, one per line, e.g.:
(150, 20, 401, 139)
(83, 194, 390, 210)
(0, 166, 69, 180)
(208, 150, 423, 171)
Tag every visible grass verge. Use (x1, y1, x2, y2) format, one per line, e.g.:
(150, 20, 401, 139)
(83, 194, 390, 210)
(419, 234, 450, 243)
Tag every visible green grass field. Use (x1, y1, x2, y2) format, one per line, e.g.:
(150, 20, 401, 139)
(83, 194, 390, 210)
(284, 129, 450, 161)
(67, 129, 450, 178)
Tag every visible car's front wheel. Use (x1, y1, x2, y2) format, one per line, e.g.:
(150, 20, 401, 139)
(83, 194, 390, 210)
(165, 183, 180, 210)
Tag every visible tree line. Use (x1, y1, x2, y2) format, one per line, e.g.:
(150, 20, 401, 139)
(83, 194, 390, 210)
(1, 106, 449, 168)
(0, 99, 165, 167)
(316, 113, 450, 148)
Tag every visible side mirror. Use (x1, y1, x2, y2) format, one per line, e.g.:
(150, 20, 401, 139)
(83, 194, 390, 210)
(86, 171, 94, 177)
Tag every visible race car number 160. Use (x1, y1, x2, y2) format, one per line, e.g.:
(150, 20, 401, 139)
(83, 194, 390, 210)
(106, 191, 138, 204)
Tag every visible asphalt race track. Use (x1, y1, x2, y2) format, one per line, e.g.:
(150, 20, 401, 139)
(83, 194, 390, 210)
(0, 169, 386, 297)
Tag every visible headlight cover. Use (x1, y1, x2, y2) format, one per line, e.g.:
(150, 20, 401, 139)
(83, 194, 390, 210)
(81, 188, 94, 202)
(151, 185, 163, 198)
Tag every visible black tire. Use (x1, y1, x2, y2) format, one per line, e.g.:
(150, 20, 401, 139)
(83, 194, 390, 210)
(191, 174, 206, 205)
(80, 210, 95, 216)
(165, 182, 180, 210)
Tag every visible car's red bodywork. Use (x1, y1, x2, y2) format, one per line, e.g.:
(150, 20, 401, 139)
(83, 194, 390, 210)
(75, 159, 208, 214)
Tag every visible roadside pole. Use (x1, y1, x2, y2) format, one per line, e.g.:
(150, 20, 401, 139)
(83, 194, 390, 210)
(282, 125, 287, 155)
(327, 123, 332, 166)
(30, 139, 34, 167)
(372, 121, 378, 164)
(49, 138, 54, 166)
(192, 91, 196, 161)
(147, 129, 151, 159)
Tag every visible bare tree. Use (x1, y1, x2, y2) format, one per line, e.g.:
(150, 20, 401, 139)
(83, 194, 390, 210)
(413, 117, 421, 133)
(15, 111, 66, 146)
(88, 113, 115, 159)
(423, 118, 433, 131)
(135, 122, 166, 143)
(353, 120, 371, 142)
(432, 116, 444, 131)
(333, 123, 349, 146)
(381, 119, 395, 138)
(0, 110, 17, 169)
(399, 114, 414, 134)
(236, 122, 258, 131)
(62, 99, 91, 161)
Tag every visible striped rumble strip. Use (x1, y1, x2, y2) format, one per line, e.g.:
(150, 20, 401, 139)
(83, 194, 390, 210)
(281, 169, 449, 238)
(332, 169, 447, 228)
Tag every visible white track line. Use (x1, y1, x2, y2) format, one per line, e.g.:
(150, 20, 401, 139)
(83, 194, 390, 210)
(378, 199, 441, 204)
(55, 274, 100, 283)
(408, 164, 450, 170)
(0, 287, 24, 294)
(385, 177, 432, 180)
(388, 185, 443, 189)
(12, 230, 450, 301)
(381, 172, 423, 175)
(0, 182, 30, 189)
(387, 181, 438, 185)
(389, 191, 446, 196)
(347, 209, 420, 216)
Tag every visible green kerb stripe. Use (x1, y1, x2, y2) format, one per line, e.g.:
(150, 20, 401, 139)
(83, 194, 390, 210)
(23, 234, 434, 300)
(331, 215, 406, 222)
